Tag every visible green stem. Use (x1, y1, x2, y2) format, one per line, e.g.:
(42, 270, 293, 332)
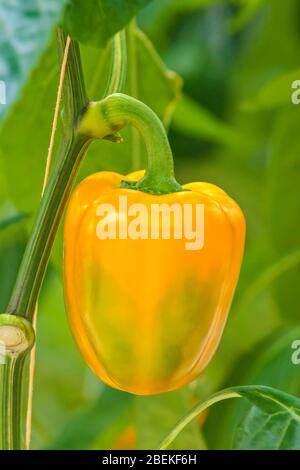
(0, 356, 26, 450)
(7, 28, 90, 322)
(158, 389, 240, 450)
(127, 20, 141, 170)
(104, 30, 127, 96)
(79, 93, 182, 194)
(0, 315, 34, 449)
(0, 356, 18, 449)
(7, 135, 90, 320)
(57, 28, 88, 130)
(1, 30, 89, 451)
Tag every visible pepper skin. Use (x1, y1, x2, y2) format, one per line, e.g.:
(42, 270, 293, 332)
(64, 170, 245, 395)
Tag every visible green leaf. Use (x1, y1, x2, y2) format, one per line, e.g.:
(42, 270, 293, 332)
(0, 0, 66, 122)
(137, 389, 206, 450)
(242, 68, 300, 111)
(230, 0, 266, 32)
(234, 249, 300, 315)
(0, 40, 61, 215)
(172, 94, 245, 148)
(159, 385, 300, 450)
(63, 0, 152, 48)
(233, 386, 300, 450)
(139, 0, 221, 38)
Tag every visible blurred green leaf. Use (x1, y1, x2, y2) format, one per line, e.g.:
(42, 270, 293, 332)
(172, 94, 245, 148)
(235, 249, 300, 314)
(137, 389, 206, 450)
(242, 68, 300, 111)
(0, 41, 60, 214)
(172, 0, 220, 10)
(50, 388, 134, 450)
(63, 0, 152, 48)
(230, 0, 265, 31)
(0, 0, 66, 122)
(140, 0, 222, 39)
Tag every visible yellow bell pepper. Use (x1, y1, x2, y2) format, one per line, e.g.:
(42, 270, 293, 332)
(64, 168, 245, 394)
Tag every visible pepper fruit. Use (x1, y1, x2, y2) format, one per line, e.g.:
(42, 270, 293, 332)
(63, 94, 245, 395)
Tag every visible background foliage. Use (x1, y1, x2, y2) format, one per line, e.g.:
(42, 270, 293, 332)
(0, 0, 300, 449)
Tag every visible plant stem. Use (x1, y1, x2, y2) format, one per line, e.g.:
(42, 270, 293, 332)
(79, 93, 182, 194)
(7, 135, 90, 321)
(0, 355, 25, 449)
(158, 390, 240, 450)
(127, 20, 141, 170)
(0, 315, 35, 449)
(57, 29, 88, 129)
(104, 30, 127, 96)
(1, 30, 89, 450)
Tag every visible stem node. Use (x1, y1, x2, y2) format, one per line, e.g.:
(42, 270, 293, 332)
(0, 314, 35, 358)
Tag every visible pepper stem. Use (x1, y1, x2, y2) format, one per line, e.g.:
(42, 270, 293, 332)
(78, 93, 182, 194)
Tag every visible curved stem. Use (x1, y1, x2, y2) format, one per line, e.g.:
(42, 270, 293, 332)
(79, 93, 182, 194)
(158, 390, 240, 450)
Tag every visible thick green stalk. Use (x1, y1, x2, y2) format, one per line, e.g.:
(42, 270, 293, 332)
(0, 356, 26, 450)
(79, 93, 182, 194)
(0, 30, 89, 450)
(7, 135, 90, 320)
(7, 28, 89, 322)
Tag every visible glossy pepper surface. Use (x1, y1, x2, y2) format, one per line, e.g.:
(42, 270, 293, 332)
(64, 169, 245, 395)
